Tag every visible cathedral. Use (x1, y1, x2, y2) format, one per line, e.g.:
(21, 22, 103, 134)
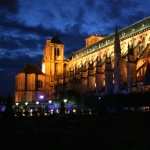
(15, 16, 150, 103)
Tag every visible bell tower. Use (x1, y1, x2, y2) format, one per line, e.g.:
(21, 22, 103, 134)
(42, 36, 64, 99)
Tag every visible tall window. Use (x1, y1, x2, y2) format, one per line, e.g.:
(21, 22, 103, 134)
(57, 48, 60, 56)
(54, 48, 57, 56)
(54, 48, 60, 57)
(37, 80, 43, 89)
(55, 63, 58, 75)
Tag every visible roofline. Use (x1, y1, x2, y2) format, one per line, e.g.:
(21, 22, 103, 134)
(70, 16, 150, 57)
(86, 34, 105, 38)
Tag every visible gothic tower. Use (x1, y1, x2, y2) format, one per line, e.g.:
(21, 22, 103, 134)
(42, 36, 64, 99)
(105, 56, 113, 94)
(127, 44, 137, 93)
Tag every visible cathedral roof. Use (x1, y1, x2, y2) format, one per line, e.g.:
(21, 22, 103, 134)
(20, 64, 44, 74)
(71, 17, 150, 59)
(51, 36, 63, 44)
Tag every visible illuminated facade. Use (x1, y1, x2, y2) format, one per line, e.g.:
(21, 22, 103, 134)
(15, 64, 46, 102)
(15, 17, 150, 102)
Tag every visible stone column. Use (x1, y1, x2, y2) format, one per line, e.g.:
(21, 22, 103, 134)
(88, 61, 95, 92)
(127, 44, 137, 93)
(96, 57, 105, 92)
(81, 63, 88, 94)
(105, 57, 113, 94)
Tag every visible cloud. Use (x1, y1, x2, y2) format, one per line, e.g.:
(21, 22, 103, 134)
(0, 0, 150, 96)
(0, 17, 85, 53)
(0, 55, 41, 69)
(0, 13, 87, 59)
(104, 0, 138, 19)
(75, 7, 85, 26)
(0, 0, 19, 14)
(0, 54, 42, 96)
(85, 0, 96, 8)
(0, 36, 44, 50)
(0, 18, 60, 37)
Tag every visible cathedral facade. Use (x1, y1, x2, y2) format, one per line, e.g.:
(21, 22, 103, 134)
(15, 17, 150, 102)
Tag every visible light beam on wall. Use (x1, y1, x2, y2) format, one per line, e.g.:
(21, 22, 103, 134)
(42, 63, 45, 73)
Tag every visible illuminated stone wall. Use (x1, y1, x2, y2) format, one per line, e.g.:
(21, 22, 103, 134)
(69, 29, 150, 71)
(66, 17, 150, 94)
(85, 35, 104, 47)
(15, 17, 150, 103)
(15, 72, 46, 102)
(15, 73, 25, 102)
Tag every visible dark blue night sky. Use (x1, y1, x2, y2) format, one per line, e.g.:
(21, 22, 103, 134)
(0, 0, 150, 96)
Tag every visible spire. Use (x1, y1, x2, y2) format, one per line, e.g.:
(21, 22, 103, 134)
(114, 26, 121, 93)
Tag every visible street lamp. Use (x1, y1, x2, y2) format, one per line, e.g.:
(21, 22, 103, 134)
(64, 99, 68, 103)
(48, 100, 52, 104)
(98, 97, 101, 100)
(36, 101, 40, 105)
(39, 95, 44, 100)
(73, 108, 76, 113)
(25, 102, 28, 106)
(15, 102, 19, 106)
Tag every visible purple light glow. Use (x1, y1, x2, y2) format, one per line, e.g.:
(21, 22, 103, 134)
(39, 95, 44, 99)
(0, 105, 6, 112)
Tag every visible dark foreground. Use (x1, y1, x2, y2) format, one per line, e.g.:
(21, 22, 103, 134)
(0, 113, 149, 149)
